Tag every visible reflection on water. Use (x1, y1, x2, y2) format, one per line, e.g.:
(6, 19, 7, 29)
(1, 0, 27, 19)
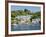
(11, 22, 41, 31)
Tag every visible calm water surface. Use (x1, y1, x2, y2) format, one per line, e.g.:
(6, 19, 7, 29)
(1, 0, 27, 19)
(11, 23, 41, 31)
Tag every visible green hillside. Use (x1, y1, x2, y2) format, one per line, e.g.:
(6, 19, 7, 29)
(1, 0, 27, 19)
(11, 9, 41, 24)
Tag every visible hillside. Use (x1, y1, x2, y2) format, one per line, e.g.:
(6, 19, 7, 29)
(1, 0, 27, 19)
(11, 9, 41, 24)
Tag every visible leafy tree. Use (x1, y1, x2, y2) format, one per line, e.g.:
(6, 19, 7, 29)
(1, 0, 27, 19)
(24, 9, 28, 12)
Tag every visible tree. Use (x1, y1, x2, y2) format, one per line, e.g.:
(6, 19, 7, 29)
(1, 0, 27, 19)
(24, 9, 28, 12)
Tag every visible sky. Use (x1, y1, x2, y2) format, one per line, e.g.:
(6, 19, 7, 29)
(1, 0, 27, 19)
(11, 5, 41, 12)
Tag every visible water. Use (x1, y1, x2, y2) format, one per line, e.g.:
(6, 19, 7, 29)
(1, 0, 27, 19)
(11, 23, 41, 31)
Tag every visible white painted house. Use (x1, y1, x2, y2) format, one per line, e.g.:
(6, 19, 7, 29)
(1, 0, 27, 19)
(32, 18, 40, 24)
(15, 15, 32, 24)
